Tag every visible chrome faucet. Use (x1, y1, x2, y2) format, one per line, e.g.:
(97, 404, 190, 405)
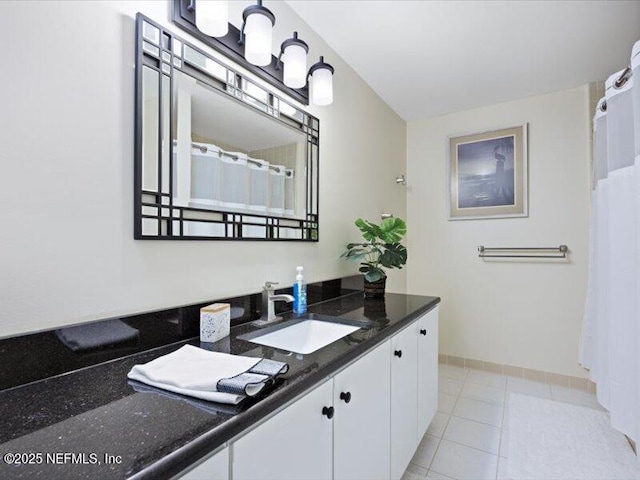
(258, 281, 295, 324)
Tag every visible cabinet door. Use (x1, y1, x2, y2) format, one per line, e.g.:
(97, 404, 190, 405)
(232, 380, 333, 480)
(178, 447, 229, 480)
(334, 340, 391, 480)
(390, 324, 419, 480)
(417, 306, 439, 440)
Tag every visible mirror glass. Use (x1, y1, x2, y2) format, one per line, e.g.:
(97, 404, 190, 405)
(135, 16, 319, 241)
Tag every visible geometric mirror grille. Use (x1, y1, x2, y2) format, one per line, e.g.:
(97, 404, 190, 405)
(135, 14, 319, 241)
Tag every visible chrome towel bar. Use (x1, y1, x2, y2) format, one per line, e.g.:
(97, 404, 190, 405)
(477, 245, 568, 259)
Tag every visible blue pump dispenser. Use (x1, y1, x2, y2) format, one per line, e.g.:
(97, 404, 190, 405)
(293, 266, 307, 315)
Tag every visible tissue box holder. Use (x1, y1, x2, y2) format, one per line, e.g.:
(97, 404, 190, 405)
(200, 303, 231, 343)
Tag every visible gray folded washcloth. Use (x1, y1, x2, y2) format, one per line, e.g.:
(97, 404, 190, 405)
(56, 319, 140, 352)
(216, 359, 289, 396)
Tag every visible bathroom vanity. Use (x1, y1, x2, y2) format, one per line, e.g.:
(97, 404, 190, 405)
(0, 289, 439, 480)
(227, 304, 438, 480)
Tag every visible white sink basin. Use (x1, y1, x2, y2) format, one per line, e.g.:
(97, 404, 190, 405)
(246, 319, 360, 354)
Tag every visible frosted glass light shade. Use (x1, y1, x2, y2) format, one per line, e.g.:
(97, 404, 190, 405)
(311, 68, 333, 106)
(196, 1, 229, 38)
(244, 13, 273, 66)
(283, 44, 307, 88)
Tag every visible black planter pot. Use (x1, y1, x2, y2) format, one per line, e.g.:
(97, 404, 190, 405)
(364, 277, 386, 299)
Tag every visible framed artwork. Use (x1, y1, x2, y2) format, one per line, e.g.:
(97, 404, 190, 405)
(448, 124, 528, 220)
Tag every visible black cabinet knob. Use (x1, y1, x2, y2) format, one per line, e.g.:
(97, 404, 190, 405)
(322, 406, 334, 419)
(340, 391, 352, 404)
(394, 350, 402, 358)
(420, 329, 427, 336)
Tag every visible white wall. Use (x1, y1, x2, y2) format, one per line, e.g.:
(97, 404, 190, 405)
(407, 86, 591, 377)
(0, 1, 407, 338)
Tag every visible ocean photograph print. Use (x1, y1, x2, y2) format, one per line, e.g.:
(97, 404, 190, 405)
(448, 125, 528, 220)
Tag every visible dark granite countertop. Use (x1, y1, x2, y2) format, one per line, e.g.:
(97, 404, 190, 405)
(0, 292, 439, 480)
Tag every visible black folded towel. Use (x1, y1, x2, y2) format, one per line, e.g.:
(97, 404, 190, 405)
(56, 319, 139, 352)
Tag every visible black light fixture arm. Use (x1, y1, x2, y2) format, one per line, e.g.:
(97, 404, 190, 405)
(238, 21, 246, 45)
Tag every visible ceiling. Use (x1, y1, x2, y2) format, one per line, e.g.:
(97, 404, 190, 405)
(287, 0, 640, 121)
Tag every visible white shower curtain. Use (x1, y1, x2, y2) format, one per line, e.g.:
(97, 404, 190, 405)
(580, 39, 640, 445)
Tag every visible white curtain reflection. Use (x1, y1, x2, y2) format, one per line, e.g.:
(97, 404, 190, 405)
(285, 169, 295, 216)
(248, 157, 269, 212)
(219, 151, 249, 210)
(269, 165, 286, 215)
(190, 144, 223, 207)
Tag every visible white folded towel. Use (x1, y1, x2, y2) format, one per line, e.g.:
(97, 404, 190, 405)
(127, 345, 288, 405)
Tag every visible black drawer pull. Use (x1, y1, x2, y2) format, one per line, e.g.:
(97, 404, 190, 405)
(420, 329, 427, 336)
(340, 391, 352, 404)
(322, 406, 334, 419)
(394, 350, 402, 358)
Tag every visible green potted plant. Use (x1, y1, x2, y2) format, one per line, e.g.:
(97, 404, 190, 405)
(341, 217, 408, 298)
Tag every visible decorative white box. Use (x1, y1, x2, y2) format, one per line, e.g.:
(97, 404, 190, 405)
(200, 303, 231, 343)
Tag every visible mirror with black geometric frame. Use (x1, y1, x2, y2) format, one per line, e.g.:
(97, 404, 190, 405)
(135, 14, 319, 241)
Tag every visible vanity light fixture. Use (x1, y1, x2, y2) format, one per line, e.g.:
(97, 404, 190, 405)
(194, 0, 229, 38)
(308, 56, 335, 106)
(278, 32, 309, 89)
(239, 0, 275, 67)
(178, 0, 336, 106)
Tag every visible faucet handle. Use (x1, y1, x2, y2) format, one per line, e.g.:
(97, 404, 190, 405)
(264, 281, 279, 290)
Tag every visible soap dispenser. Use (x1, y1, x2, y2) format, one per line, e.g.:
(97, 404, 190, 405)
(293, 266, 307, 315)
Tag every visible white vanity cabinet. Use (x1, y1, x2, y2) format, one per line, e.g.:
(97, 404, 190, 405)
(417, 305, 439, 440)
(333, 341, 391, 480)
(177, 446, 229, 480)
(232, 341, 392, 480)
(232, 379, 334, 480)
(180, 305, 439, 480)
(390, 323, 420, 480)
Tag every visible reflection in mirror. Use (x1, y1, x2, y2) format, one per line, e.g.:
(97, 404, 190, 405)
(183, 45, 226, 81)
(172, 70, 307, 224)
(141, 66, 159, 194)
(135, 14, 319, 241)
(142, 20, 160, 45)
(161, 75, 171, 194)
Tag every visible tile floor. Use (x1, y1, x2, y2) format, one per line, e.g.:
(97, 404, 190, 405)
(401, 364, 604, 480)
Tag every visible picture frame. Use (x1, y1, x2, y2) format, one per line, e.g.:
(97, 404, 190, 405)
(447, 124, 528, 220)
